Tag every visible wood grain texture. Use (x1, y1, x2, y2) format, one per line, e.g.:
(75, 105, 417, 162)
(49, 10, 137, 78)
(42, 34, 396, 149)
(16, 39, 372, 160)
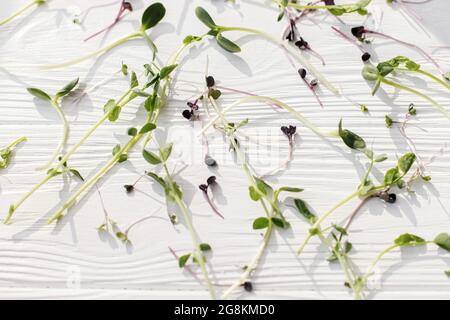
(0, 0, 449, 300)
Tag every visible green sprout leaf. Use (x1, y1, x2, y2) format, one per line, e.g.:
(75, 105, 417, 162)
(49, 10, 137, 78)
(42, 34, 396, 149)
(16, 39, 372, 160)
(55, 78, 79, 99)
(128, 127, 137, 136)
(361, 65, 379, 81)
(397, 152, 416, 175)
(278, 187, 304, 194)
(249, 186, 261, 201)
(160, 143, 173, 162)
(27, 88, 52, 101)
(199, 243, 212, 252)
(116, 231, 129, 242)
(140, 2, 166, 31)
(145, 171, 167, 189)
(216, 33, 241, 53)
(130, 71, 139, 88)
(293, 198, 317, 224)
(183, 35, 203, 45)
(338, 120, 366, 151)
(394, 233, 426, 247)
(195, 7, 217, 29)
(384, 167, 399, 186)
(143, 149, 162, 165)
(271, 217, 289, 229)
(103, 99, 120, 122)
(139, 123, 156, 134)
(178, 253, 191, 268)
(69, 169, 84, 181)
(253, 217, 269, 230)
(434, 233, 450, 252)
(160, 64, 178, 79)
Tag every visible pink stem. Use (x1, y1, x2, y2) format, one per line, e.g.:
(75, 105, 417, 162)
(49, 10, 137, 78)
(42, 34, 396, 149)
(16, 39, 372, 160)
(203, 191, 225, 219)
(365, 29, 445, 76)
(301, 77, 324, 108)
(331, 26, 365, 53)
(168, 246, 201, 282)
(84, 1, 129, 42)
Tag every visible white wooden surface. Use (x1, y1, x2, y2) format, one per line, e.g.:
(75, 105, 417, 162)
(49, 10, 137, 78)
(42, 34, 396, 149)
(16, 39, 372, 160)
(0, 0, 449, 300)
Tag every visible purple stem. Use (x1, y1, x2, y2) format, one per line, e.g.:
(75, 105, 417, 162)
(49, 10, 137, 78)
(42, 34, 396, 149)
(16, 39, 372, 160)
(365, 29, 446, 76)
(84, 1, 129, 42)
(202, 190, 224, 219)
(331, 26, 365, 53)
(301, 77, 324, 108)
(168, 246, 201, 282)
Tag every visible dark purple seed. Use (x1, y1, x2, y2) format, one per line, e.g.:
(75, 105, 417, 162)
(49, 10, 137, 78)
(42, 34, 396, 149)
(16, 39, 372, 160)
(324, 0, 335, 5)
(187, 102, 194, 108)
(182, 110, 192, 120)
(206, 76, 215, 88)
(387, 193, 397, 203)
(362, 52, 371, 62)
(298, 68, 307, 79)
(204, 155, 217, 167)
(124, 185, 134, 193)
(310, 79, 318, 87)
(206, 176, 217, 186)
(243, 281, 253, 292)
(351, 26, 365, 38)
(199, 184, 208, 192)
(289, 125, 297, 135)
(123, 2, 133, 11)
(281, 126, 289, 135)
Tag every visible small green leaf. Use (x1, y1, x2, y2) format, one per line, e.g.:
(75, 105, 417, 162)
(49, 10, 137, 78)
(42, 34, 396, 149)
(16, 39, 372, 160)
(344, 241, 353, 254)
(208, 88, 222, 100)
(69, 169, 84, 181)
(143, 149, 162, 165)
(394, 233, 426, 246)
(56, 78, 79, 98)
(434, 233, 450, 252)
(144, 95, 158, 114)
(216, 33, 241, 53)
(338, 119, 366, 151)
(183, 35, 202, 45)
(128, 127, 137, 136)
(27, 88, 51, 101)
(199, 243, 212, 252)
(278, 187, 304, 194)
(249, 186, 261, 201)
(384, 167, 399, 186)
(195, 7, 217, 29)
(160, 64, 178, 79)
(145, 171, 167, 188)
(361, 65, 379, 81)
(445, 270, 450, 277)
(130, 71, 138, 88)
(255, 177, 272, 195)
(178, 253, 191, 268)
(332, 224, 348, 236)
(375, 154, 388, 162)
(398, 152, 416, 175)
(293, 198, 316, 224)
(103, 99, 120, 122)
(141, 2, 166, 31)
(121, 62, 128, 76)
(139, 123, 156, 134)
(112, 144, 121, 156)
(271, 217, 289, 229)
(160, 143, 173, 162)
(385, 115, 393, 128)
(253, 217, 269, 230)
(116, 232, 128, 242)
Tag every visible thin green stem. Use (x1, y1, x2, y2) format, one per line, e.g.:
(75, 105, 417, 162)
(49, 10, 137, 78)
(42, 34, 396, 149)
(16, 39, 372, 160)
(162, 163, 217, 300)
(5, 136, 27, 150)
(396, 68, 450, 91)
(201, 95, 338, 138)
(47, 113, 152, 224)
(5, 90, 134, 223)
(381, 77, 450, 120)
(36, 99, 69, 171)
(218, 26, 339, 95)
(0, 0, 42, 27)
(353, 241, 434, 299)
(43, 32, 142, 69)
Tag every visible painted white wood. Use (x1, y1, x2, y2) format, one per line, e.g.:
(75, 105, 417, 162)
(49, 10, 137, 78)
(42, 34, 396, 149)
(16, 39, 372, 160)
(0, 0, 449, 300)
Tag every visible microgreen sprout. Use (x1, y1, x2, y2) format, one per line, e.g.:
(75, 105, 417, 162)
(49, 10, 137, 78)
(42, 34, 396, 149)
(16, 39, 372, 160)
(206, 93, 303, 298)
(351, 25, 449, 80)
(44, 3, 166, 68)
(27, 78, 79, 170)
(260, 125, 297, 178)
(199, 176, 224, 219)
(84, 1, 133, 42)
(0, 137, 27, 170)
(5, 67, 156, 224)
(194, 6, 339, 94)
(298, 68, 324, 108)
(275, 0, 371, 17)
(297, 120, 418, 257)
(0, 0, 46, 27)
(123, 175, 144, 193)
(143, 143, 217, 299)
(361, 60, 450, 119)
(352, 232, 450, 299)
